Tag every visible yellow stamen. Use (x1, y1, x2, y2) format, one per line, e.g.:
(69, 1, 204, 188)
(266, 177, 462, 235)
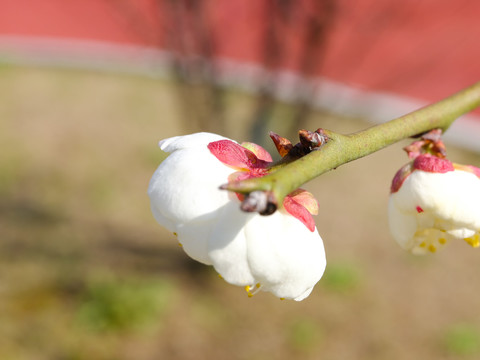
(438, 238, 447, 245)
(173, 232, 177, 236)
(419, 242, 427, 248)
(280, 298, 285, 301)
(428, 244, 437, 253)
(178, 242, 183, 247)
(218, 274, 223, 279)
(245, 283, 262, 298)
(465, 234, 480, 248)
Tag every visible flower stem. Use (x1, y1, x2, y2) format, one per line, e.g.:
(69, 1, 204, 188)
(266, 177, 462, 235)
(225, 81, 480, 207)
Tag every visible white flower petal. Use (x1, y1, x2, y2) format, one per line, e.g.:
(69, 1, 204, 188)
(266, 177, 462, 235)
(245, 211, 326, 300)
(387, 200, 419, 250)
(148, 147, 232, 224)
(175, 221, 214, 265)
(208, 202, 256, 286)
(447, 228, 475, 239)
(159, 132, 228, 152)
(148, 133, 235, 264)
(389, 168, 480, 253)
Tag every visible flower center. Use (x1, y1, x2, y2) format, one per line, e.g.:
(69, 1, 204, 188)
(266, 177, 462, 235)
(413, 228, 449, 253)
(245, 283, 262, 298)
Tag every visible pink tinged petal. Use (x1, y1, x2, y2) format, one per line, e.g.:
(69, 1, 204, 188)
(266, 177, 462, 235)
(288, 189, 319, 215)
(453, 163, 480, 178)
(208, 139, 271, 170)
(208, 140, 254, 170)
(391, 162, 414, 193)
(283, 196, 316, 232)
(468, 165, 480, 178)
(413, 154, 454, 173)
(241, 142, 273, 163)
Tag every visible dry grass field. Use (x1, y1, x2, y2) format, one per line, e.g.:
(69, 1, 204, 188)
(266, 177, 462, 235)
(1, 63, 480, 360)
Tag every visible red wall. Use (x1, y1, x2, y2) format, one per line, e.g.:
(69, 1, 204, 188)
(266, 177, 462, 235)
(1, 0, 479, 104)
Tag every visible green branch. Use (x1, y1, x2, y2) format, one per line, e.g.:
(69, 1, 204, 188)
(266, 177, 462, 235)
(225, 81, 480, 210)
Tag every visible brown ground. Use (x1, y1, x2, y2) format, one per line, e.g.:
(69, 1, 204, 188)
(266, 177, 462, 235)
(1, 64, 480, 360)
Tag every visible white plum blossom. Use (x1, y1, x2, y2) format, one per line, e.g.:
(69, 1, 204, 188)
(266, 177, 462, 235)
(148, 132, 326, 300)
(388, 154, 480, 254)
(148, 132, 233, 265)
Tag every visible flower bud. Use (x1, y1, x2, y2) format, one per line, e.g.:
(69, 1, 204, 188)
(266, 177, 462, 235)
(148, 132, 326, 300)
(388, 154, 480, 254)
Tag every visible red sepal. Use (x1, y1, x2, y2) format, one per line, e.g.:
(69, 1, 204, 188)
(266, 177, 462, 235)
(208, 140, 270, 170)
(413, 154, 454, 173)
(283, 196, 316, 232)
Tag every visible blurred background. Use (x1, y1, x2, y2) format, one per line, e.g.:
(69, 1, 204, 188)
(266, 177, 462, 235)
(1, 1, 480, 359)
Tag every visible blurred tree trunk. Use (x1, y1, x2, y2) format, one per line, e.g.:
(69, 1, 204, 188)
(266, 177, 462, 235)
(162, 0, 226, 134)
(116, 0, 336, 139)
(250, 0, 335, 146)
